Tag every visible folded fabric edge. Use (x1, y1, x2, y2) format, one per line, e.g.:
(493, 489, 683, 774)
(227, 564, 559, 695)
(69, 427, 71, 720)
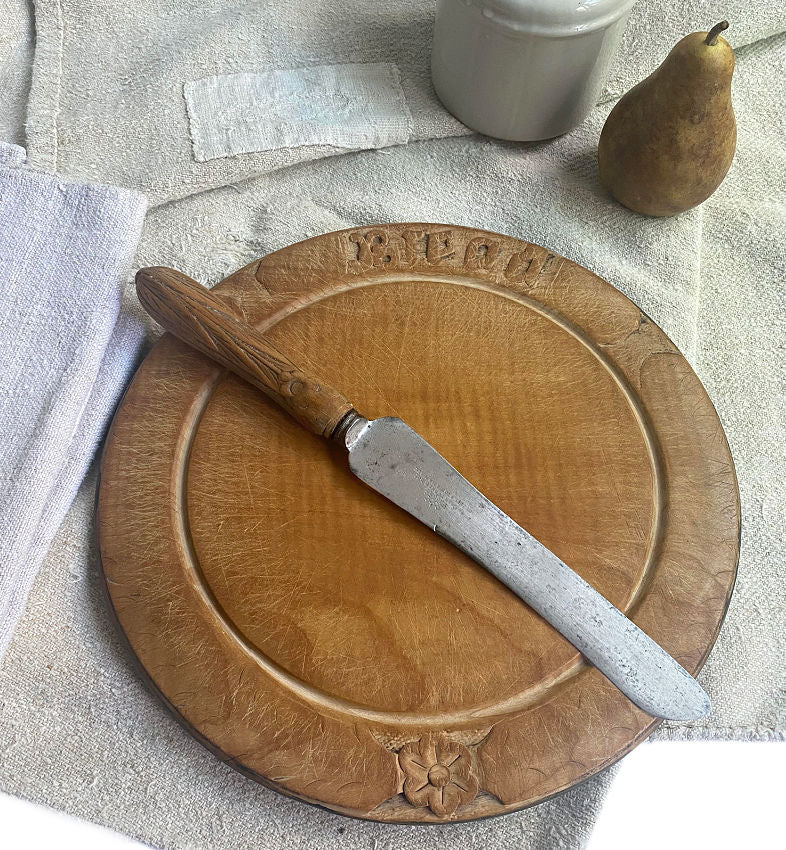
(654, 725, 786, 741)
(0, 148, 148, 660)
(0, 155, 148, 207)
(0, 143, 27, 167)
(0, 310, 148, 661)
(25, 0, 63, 171)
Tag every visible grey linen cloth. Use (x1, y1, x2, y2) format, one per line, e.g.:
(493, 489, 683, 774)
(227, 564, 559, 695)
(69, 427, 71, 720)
(0, 1, 784, 848)
(0, 145, 147, 660)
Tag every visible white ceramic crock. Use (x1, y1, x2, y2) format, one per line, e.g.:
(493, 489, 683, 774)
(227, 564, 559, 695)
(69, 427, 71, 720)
(431, 0, 637, 141)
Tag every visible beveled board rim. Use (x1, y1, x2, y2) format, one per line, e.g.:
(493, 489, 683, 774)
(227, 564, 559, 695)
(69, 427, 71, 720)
(97, 224, 740, 822)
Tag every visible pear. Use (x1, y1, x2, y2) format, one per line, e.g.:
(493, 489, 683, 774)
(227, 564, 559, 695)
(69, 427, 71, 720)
(598, 21, 736, 217)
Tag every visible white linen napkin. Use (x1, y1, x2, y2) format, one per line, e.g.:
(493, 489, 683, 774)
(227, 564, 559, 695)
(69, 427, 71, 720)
(0, 143, 147, 659)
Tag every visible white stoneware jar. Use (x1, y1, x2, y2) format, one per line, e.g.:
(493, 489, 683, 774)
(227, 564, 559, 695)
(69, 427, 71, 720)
(431, 0, 636, 141)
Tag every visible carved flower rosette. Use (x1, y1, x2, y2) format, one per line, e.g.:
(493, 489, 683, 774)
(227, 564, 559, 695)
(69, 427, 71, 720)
(398, 734, 479, 817)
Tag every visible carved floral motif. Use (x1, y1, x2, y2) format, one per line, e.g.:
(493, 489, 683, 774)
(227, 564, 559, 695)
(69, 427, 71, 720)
(398, 734, 479, 817)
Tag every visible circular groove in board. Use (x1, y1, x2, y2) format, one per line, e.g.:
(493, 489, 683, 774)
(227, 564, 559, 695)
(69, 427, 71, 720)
(174, 276, 665, 726)
(97, 224, 739, 823)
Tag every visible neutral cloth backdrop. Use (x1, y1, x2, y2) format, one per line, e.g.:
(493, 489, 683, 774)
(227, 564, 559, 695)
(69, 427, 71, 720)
(0, 1, 784, 848)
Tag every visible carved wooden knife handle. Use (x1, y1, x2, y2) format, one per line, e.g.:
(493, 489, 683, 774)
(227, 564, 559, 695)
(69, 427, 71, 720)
(136, 266, 358, 439)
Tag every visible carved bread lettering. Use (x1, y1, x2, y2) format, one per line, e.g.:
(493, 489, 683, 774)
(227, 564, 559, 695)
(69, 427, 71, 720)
(343, 226, 558, 292)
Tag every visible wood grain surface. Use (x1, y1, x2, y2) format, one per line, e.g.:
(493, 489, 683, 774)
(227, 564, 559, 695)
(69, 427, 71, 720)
(135, 266, 357, 439)
(97, 225, 740, 822)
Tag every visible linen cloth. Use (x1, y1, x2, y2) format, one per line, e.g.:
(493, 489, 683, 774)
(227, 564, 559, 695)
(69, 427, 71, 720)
(0, 1, 784, 849)
(0, 146, 147, 660)
(0, 0, 32, 146)
(25, 0, 786, 205)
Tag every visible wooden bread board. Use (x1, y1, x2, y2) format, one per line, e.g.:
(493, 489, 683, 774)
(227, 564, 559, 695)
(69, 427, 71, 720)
(97, 225, 739, 822)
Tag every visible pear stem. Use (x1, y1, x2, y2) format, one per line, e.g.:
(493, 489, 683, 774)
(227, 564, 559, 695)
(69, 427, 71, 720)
(705, 21, 729, 46)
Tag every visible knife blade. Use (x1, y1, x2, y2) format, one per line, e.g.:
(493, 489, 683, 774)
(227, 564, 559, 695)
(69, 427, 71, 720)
(136, 266, 710, 721)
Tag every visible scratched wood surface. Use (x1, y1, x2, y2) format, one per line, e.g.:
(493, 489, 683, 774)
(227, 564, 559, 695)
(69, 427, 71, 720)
(97, 225, 740, 822)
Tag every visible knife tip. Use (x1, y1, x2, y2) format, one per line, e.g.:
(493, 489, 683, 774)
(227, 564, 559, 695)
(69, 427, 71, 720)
(652, 676, 711, 722)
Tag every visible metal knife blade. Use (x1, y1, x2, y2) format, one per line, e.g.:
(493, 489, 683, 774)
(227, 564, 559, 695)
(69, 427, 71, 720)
(344, 416, 710, 722)
(136, 266, 711, 722)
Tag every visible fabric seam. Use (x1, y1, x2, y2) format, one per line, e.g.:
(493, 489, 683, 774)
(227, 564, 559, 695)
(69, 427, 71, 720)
(691, 205, 704, 363)
(26, 0, 65, 170)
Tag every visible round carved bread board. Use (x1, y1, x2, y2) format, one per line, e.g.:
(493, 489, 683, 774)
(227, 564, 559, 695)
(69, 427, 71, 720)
(97, 224, 739, 822)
